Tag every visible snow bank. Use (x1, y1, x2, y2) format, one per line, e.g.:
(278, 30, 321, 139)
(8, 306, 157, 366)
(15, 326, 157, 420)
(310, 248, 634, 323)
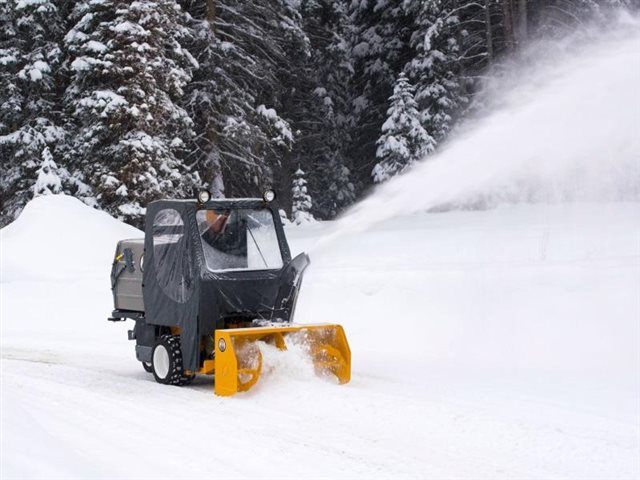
(1, 194, 140, 282)
(1, 194, 141, 360)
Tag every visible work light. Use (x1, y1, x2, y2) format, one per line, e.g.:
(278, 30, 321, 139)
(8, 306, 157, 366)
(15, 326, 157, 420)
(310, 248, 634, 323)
(197, 190, 211, 204)
(263, 189, 276, 202)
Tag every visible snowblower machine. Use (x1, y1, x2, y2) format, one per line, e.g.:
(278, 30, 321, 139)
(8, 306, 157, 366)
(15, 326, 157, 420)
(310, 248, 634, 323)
(108, 190, 350, 395)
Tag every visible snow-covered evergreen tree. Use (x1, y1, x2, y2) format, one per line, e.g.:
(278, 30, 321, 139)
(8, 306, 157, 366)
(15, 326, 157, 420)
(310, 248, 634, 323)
(318, 153, 357, 217)
(372, 73, 433, 183)
(64, 0, 199, 224)
(0, 0, 67, 225)
(291, 168, 316, 225)
(181, 0, 300, 199)
(34, 146, 62, 196)
(348, 0, 413, 185)
(289, 0, 356, 219)
(404, 0, 468, 144)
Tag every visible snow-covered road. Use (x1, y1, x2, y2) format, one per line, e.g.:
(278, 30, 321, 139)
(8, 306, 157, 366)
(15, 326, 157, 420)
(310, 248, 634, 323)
(1, 196, 638, 479)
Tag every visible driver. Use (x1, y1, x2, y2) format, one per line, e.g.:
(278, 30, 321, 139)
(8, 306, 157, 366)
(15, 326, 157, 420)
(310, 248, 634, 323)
(205, 209, 229, 234)
(200, 209, 247, 265)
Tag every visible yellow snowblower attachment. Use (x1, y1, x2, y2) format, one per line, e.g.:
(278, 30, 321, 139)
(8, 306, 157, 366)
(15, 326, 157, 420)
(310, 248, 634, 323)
(213, 324, 351, 396)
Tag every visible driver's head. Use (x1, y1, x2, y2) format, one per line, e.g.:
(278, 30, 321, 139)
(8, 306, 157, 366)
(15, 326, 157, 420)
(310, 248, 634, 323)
(205, 210, 229, 234)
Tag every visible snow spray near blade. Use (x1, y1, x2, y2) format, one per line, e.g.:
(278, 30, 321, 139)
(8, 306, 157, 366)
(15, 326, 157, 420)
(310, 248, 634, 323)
(246, 335, 340, 393)
(313, 14, 640, 252)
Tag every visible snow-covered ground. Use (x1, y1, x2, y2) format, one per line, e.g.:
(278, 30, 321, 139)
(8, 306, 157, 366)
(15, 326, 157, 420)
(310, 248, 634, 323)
(1, 195, 638, 479)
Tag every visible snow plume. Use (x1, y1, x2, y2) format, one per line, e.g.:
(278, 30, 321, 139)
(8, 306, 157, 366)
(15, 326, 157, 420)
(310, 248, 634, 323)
(256, 341, 317, 385)
(319, 13, 640, 246)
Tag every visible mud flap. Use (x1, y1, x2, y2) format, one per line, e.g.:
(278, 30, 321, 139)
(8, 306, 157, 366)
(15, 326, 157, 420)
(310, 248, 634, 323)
(214, 324, 351, 396)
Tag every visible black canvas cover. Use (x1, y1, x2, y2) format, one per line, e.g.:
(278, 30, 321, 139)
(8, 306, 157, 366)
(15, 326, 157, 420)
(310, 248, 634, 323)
(143, 199, 308, 371)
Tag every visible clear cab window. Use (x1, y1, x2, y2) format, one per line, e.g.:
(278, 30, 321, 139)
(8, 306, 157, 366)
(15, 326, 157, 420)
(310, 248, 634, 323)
(196, 209, 284, 272)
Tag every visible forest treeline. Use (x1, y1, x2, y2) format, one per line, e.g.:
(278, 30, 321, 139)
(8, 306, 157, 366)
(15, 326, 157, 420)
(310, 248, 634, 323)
(0, 0, 633, 226)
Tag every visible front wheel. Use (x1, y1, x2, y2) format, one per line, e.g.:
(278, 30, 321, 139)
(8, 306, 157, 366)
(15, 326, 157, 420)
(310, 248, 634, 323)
(142, 361, 153, 373)
(151, 335, 195, 386)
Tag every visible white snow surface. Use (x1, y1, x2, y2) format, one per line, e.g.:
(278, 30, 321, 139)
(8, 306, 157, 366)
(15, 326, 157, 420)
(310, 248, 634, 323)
(1, 195, 639, 479)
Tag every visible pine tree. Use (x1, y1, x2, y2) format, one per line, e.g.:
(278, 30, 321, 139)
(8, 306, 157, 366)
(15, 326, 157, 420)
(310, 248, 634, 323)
(347, 0, 413, 186)
(0, 0, 67, 225)
(34, 146, 62, 196)
(288, 0, 356, 219)
(404, 0, 468, 144)
(180, 0, 301, 199)
(291, 168, 316, 225)
(372, 73, 433, 183)
(64, 0, 199, 224)
(317, 153, 357, 217)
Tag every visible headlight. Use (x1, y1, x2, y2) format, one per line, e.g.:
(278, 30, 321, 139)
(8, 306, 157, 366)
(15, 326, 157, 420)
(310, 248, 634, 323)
(197, 190, 211, 204)
(263, 189, 276, 202)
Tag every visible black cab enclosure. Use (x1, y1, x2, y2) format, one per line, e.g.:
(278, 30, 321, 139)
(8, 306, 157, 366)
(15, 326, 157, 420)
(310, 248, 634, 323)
(111, 197, 310, 373)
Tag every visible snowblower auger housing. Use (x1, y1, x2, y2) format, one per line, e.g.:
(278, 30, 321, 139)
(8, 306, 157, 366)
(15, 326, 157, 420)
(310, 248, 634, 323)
(109, 193, 351, 395)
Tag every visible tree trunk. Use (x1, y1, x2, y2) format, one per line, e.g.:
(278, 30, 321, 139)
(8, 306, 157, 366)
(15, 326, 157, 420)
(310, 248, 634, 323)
(502, 0, 514, 51)
(516, 0, 528, 45)
(206, 128, 225, 198)
(204, 0, 220, 195)
(206, 0, 216, 36)
(485, 0, 494, 61)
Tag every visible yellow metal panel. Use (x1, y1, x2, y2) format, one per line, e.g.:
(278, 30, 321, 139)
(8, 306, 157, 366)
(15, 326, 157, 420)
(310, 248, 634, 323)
(213, 324, 351, 396)
(199, 359, 216, 375)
